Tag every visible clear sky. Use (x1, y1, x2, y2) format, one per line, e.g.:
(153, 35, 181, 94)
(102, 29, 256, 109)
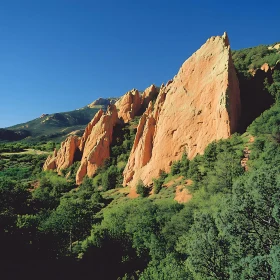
(0, 0, 279, 128)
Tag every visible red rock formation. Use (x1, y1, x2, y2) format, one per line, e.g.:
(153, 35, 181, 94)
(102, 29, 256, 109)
(43, 149, 57, 170)
(79, 109, 103, 152)
(141, 85, 159, 108)
(261, 63, 271, 73)
(76, 104, 118, 184)
(115, 89, 142, 123)
(123, 32, 241, 187)
(43, 136, 80, 172)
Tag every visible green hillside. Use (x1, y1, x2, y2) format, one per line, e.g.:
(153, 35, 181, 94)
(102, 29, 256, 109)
(5, 99, 117, 142)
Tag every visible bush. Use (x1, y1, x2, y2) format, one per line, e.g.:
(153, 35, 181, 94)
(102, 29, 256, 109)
(153, 170, 168, 194)
(170, 161, 181, 176)
(136, 180, 150, 197)
(101, 165, 118, 191)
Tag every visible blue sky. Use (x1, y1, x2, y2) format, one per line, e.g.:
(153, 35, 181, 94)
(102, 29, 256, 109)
(0, 0, 279, 128)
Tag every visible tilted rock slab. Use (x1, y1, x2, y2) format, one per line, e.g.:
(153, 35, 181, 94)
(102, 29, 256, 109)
(76, 105, 118, 184)
(43, 136, 80, 172)
(123, 33, 241, 187)
(43, 105, 118, 185)
(115, 89, 142, 123)
(115, 85, 159, 123)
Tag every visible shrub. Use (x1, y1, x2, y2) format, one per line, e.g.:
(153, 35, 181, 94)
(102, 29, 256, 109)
(136, 180, 149, 197)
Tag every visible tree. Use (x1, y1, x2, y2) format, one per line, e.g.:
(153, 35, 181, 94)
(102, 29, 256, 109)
(177, 213, 230, 280)
(136, 180, 149, 197)
(170, 161, 181, 176)
(180, 151, 190, 176)
(101, 165, 118, 191)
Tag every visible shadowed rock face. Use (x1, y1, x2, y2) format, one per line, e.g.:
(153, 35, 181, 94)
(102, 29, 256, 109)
(237, 62, 279, 133)
(123, 32, 241, 187)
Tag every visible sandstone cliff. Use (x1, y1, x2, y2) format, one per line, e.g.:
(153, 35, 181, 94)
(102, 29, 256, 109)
(76, 105, 118, 184)
(115, 85, 159, 123)
(43, 105, 119, 185)
(115, 89, 142, 123)
(123, 32, 241, 187)
(43, 136, 80, 172)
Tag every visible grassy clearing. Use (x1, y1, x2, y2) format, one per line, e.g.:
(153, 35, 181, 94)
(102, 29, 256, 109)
(1, 148, 51, 156)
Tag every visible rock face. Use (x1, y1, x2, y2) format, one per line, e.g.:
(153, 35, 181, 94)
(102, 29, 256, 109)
(115, 89, 142, 123)
(43, 149, 57, 170)
(115, 85, 159, 123)
(268, 43, 280, 50)
(43, 136, 80, 172)
(76, 105, 119, 184)
(43, 105, 119, 185)
(141, 85, 159, 108)
(123, 32, 241, 187)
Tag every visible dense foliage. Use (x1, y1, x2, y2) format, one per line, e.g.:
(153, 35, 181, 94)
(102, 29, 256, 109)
(232, 44, 280, 73)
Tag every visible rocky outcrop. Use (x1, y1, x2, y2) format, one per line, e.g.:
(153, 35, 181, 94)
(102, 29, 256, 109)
(268, 43, 280, 50)
(88, 98, 116, 108)
(115, 85, 159, 123)
(261, 63, 271, 73)
(141, 85, 159, 108)
(43, 105, 119, 184)
(79, 109, 104, 152)
(123, 32, 241, 187)
(43, 136, 80, 172)
(76, 105, 119, 184)
(238, 65, 275, 133)
(43, 149, 57, 170)
(115, 89, 142, 123)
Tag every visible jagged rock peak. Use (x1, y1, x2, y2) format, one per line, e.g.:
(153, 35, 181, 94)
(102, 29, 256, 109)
(222, 31, 230, 47)
(43, 135, 80, 173)
(43, 104, 119, 185)
(115, 89, 142, 123)
(115, 85, 159, 123)
(123, 33, 241, 188)
(75, 104, 119, 184)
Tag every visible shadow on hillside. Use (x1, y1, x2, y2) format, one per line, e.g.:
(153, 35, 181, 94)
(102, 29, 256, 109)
(237, 69, 274, 133)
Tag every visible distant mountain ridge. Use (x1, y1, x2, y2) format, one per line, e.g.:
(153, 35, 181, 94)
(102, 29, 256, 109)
(1, 97, 117, 142)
